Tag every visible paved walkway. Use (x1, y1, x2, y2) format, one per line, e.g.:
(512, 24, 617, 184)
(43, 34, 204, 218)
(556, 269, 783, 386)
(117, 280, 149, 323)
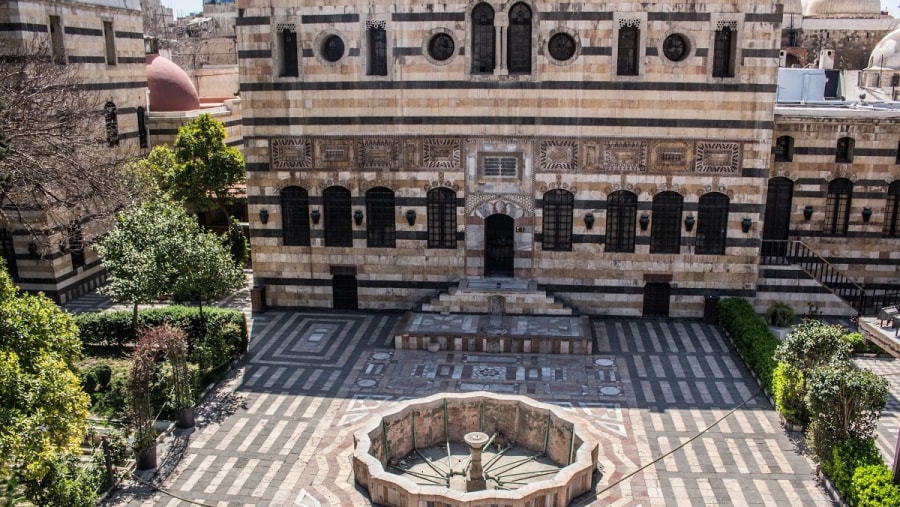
(73, 287, 841, 507)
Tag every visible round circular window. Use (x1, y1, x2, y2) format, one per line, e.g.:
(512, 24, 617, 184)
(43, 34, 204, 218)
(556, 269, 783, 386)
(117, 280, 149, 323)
(322, 34, 345, 62)
(548, 33, 576, 62)
(662, 34, 689, 62)
(428, 33, 455, 62)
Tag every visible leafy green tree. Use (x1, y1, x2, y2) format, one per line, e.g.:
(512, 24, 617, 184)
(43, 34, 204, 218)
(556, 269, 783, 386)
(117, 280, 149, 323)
(0, 262, 89, 482)
(168, 114, 244, 215)
(772, 319, 852, 425)
(129, 145, 178, 196)
(95, 198, 243, 329)
(805, 363, 888, 461)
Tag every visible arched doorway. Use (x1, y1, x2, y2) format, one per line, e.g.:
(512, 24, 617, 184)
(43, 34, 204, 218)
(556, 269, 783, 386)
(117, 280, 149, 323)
(484, 214, 514, 277)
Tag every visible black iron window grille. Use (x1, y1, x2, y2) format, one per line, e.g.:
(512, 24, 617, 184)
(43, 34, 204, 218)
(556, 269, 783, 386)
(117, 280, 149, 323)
(427, 188, 457, 249)
(712, 24, 736, 78)
(367, 23, 387, 76)
(278, 25, 299, 77)
(836, 137, 854, 163)
(471, 3, 495, 74)
(324, 186, 353, 247)
(617, 24, 639, 76)
(650, 191, 683, 253)
(606, 190, 637, 253)
(507, 3, 532, 74)
(281, 186, 311, 246)
(885, 180, 900, 237)
(366, 187, 395, 248)
(696, 192, 729, 255)
(542, 189, 574, 251)
(824, 178, 853, 237)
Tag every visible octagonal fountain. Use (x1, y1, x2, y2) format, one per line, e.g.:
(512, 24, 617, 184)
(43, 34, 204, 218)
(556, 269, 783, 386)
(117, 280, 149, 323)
(353, 391, 599, 507)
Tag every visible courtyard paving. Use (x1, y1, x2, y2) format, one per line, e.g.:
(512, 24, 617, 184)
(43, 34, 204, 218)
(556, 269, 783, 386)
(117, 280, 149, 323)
(89, 303, 842, 507)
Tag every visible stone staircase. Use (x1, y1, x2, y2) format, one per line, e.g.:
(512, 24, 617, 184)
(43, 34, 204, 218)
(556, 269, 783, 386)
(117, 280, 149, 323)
(754, 264, 857, 317)
(420, 278, 574, 316)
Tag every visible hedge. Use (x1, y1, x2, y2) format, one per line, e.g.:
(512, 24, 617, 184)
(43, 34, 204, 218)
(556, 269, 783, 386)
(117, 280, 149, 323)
(717, 297, 781, 392)
(853, 464, 900, 507)
(75, 306, 248, 386)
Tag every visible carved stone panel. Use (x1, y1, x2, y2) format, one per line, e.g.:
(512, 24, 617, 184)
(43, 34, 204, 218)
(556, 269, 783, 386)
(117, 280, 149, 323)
(271, 137, 313, 169)
(581, 140, 601, 171)
(539, 139, 579, 172)
(358, 138, 398, 170)
(314, 139, 354, 169)
(694, 142, 741, 173)
(423, 138, 461, 169)
(402, 138, 421, 170)
(649, 140, 693, 172)
(602, 139, 647, 172)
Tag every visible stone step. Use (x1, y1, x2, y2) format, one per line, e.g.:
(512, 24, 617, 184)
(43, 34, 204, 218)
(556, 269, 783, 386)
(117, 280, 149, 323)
(755, 265, 856, 317)
(421, 278, 575, 316)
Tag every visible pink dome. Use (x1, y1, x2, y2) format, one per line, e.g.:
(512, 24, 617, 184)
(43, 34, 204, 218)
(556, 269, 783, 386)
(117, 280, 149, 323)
(146, 54, 200, 112)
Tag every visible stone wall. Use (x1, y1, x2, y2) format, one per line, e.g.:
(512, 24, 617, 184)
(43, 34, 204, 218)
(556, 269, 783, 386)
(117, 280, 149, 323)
(239, 0, 782, 317)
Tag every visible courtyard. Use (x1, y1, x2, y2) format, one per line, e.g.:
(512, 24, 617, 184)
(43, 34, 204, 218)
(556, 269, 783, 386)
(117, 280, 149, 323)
(91, 305, 862, 507)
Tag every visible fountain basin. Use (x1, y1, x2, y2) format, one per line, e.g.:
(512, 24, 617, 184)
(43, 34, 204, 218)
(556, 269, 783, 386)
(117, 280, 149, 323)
(352, 391, 599, 507)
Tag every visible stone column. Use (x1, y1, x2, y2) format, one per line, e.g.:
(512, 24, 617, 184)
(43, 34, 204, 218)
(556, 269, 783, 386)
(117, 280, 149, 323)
(465, 431, 489, 491)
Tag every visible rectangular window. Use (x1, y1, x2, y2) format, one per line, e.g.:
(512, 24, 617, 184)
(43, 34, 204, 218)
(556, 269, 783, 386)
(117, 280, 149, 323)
(617, 24, 639, 76)
(68, 221, 85, 269)
(712, 23, 736, 78)
(278, 25, 298, 77)
(49, 16, 65, 65)
(483, 156, 517, 177)
(774, 136, 794, 162)
(427, 189, 457, 249)
(367, 25, 387, 76)
(103, 21, 116, 65)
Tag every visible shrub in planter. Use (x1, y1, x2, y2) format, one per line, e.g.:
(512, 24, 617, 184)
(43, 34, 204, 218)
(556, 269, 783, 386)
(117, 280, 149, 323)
(717, 297, 780, 392)
(80, 359, 130, 419)
(21, 453, 99, 507)
(820, 438, 883, 505)
(765, 302, 795, 328)
(852, 464, 900, 507)
(772, 362, 808, 426)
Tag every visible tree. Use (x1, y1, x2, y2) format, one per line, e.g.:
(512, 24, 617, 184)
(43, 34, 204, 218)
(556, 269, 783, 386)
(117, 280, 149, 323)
(805, 363, 888, 461)
(95, 198, 244, 328)
(0, 38, 142, 243)
(168, 114, 244, 216)
(0, 261, 90, 481)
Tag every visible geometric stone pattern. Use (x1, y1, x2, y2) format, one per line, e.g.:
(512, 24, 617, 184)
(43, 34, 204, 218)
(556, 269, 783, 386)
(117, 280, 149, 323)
(102, 312, 833, 506)
(267, 136, 741, 174)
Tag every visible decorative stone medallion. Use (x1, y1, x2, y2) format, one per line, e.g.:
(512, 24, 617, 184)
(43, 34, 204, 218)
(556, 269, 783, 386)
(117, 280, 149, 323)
(603, 139, 648, 172)
(271, 137, 313, 169)
(695, 142, 741, 173)
(540, 139, 579, 171)
(650, 140, 693, 172)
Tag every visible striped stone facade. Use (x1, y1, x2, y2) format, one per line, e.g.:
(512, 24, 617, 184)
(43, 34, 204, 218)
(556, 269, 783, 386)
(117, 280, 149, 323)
(0, 0, 146, 303)
(239, 0, 782, 317)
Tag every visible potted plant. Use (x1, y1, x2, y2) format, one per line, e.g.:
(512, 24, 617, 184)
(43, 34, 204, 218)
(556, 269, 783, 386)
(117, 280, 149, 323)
(167, 328, 195, 429)
(128, 340, 157, 470)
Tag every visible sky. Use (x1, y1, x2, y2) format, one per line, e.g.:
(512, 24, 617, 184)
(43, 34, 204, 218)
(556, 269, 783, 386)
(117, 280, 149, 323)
(161, 0, 899, 19)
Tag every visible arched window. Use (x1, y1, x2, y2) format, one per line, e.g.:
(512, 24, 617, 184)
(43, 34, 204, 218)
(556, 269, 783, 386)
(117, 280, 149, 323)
(696, 192, 729, 255)
(542, 189, 573, 251)
(104, 100, 118, 147)
(367, 23, 387, 76)
(824, 178, 852, 237)
(427, 188, 457, 249)
(277, 24, 299, 77)
(366, 187, 395, 247)
(775, 135, 794, 162)
(712, 24, 736, 78)
(507, 3, 532, 74)
(471, 3, 495, 74)
(323, 186, 352, 247)
(650, 191, 683, 254)
(606, 190, 637, 253)
(836, 137, 854, 163)
(617, 23, 639, 76)
(281, 186, 310, 246)
(883, 180, 900, 237)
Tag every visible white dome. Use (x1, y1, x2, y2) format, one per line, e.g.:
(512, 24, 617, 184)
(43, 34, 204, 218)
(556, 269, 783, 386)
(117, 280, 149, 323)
(804, 0, 882, 18)
(868, 29, 900, 69)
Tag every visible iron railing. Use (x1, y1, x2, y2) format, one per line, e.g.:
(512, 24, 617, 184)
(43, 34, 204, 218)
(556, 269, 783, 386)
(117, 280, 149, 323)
(760, 240, 898, 315)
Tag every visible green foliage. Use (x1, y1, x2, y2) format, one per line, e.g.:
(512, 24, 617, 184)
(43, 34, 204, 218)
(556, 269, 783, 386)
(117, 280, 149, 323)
(717, 297, 780, 391)
(765, 302, 796, 327)
(772, 362, 808, 425)
(853, 464, 900, 507)
(79, 359, 129, 419)
(169, 114, 245, 214)
(227, 218, 250, 266)
(96, 197, 244, 326)
(0, 264, 89, 481)
(820, 438, 884, 505)
(128, 145, 177, 196)
(775, 319, 852, 372)
(842, 332, 867, 354)
(21, 453, 99, 507)
(806, 363, 888, 461)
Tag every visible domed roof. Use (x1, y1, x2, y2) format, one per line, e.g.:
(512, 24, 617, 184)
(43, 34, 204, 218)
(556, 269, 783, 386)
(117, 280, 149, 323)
(804, 0, 882, 18)
(146, 54, 200, 112)
(869, 29, 900, 69)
